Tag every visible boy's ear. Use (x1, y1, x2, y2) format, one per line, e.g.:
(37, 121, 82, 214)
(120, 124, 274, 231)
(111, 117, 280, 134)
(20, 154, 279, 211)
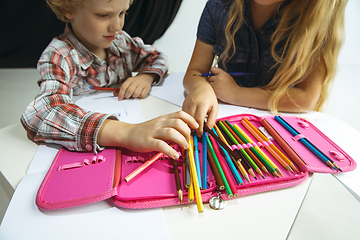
(61, 7, 74, 20)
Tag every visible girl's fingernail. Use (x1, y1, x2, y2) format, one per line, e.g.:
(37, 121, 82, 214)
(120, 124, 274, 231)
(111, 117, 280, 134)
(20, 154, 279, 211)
(174, 152, 180, 159)
(194, 122, 199, 128)
(184, 142, 189, 149)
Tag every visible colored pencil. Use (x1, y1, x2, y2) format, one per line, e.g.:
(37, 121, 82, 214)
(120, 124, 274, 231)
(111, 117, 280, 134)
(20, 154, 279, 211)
(231, 122, 280, 176)
(206, 135, 233, 198)
(193, 132, 202, 189)
(89, 86, 119, 91)
(218, 121, 258, 179)
(202, 132, 208, 189)
(224, 120, 266, 179)
(124, 152, 164, 182)
(230, 123, 270, 177)
(172, 159, 183, 203)
(235, 123, 292, 173)
(226, 120, 282, 177)
(184, 149, 191, 188)
(193, 72, 257, 77)
(213, 128, 243, 185)
(214, 124, 250, 183)
(203, 124, 241, 162)
(216, 121, 256, 180)
(207, 147, 225, 190)
(243, 118, 299, 173)
(209, 133, 239, 197)
(274, 116, 337, 171)
(259, 118, 305, 171)
(188, 136, 204, 212)
(187, 173, 194, 203)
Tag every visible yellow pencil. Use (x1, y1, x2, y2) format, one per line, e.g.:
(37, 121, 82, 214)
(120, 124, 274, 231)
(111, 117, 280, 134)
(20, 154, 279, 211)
(188, 135, 204, 213)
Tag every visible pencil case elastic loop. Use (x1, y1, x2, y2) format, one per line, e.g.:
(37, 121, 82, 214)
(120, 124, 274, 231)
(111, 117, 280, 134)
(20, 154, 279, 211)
(58, 159, 91, 171)
(292, 134, 306, 142)
(329, 151, 346, 161)
(298, 120, 310, 129)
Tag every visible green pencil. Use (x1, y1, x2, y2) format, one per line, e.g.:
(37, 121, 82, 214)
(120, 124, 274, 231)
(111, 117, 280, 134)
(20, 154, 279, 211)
(206, 136, 233, 198)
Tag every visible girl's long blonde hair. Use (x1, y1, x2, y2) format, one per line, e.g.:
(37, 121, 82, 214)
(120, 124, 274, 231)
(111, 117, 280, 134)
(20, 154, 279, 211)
(221, 0, 347, 113)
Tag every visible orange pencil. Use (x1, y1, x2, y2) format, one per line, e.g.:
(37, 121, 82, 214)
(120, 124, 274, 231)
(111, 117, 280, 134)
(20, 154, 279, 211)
(124, 152, 163, 182)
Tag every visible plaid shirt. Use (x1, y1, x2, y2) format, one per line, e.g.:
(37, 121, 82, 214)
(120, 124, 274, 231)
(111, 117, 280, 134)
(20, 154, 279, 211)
(21, 25, 168, 153)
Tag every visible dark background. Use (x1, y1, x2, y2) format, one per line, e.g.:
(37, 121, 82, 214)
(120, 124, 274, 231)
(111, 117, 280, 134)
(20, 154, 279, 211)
(0, 0, 182, 68)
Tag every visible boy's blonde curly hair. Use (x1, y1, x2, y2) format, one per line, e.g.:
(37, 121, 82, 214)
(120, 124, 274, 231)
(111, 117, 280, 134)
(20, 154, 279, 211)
(46, 0, 133, 22)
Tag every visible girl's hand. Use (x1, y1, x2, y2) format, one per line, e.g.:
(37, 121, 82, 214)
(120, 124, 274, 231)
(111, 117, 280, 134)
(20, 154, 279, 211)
(115, 73, 157, 100)
(208, 67, 240, 104)
(98, 111, 199, 159)
(182, 83, 218, 136)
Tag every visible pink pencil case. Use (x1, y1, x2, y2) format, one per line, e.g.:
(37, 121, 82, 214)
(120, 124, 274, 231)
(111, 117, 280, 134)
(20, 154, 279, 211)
(36, 114, 356, 210)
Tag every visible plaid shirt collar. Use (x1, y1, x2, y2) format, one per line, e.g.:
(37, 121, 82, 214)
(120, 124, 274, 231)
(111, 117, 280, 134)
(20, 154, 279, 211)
(63, 24, 129, 69)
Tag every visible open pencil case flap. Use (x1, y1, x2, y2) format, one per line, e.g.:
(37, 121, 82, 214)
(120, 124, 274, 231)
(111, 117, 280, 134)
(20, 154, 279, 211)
(219, 114, 356, 174)
(36, 147, 121, 210)
(36, 113, 356, 211)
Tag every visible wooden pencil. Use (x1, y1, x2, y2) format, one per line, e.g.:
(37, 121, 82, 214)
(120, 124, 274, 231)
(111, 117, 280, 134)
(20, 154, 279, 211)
(207, 147, 225, 190)
(188, 136, 204, 212)
(208, 134, 239, 197)
(214, 124, 250, 183)
(224, 121, 266, 179)
(172, 159, 183, 203)
(218, 121, 258, 179)
(124, 152, 164, 182)
(206, 136, 233, 198)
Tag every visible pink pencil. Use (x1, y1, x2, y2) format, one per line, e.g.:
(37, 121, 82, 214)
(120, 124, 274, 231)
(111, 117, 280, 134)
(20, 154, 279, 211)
(124, 152, 164, 182)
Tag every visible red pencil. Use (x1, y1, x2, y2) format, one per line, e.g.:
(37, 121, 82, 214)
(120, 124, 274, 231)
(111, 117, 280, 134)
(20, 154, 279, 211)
(89, 86, 119, 91)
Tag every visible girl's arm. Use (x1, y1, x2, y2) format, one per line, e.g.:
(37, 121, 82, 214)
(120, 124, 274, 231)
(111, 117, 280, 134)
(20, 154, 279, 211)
(182, 39, 218, 135)
(208, 60, 326, 113)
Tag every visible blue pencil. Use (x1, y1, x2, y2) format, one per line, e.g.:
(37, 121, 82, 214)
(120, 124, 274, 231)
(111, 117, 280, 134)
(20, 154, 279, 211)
(213, 128, 243, 185)
(274, 116, 337, 171)
(194, 72, 257, 77)
(202, 132, 208, 189)
(193, 132, 202, 189)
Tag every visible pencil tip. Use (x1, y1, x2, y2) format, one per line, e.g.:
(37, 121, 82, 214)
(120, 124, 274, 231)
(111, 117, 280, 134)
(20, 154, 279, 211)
(262, 176, 265, 179)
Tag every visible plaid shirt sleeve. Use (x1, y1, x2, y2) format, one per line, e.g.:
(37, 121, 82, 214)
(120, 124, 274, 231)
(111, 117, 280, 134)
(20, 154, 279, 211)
(122, 31, 168, 84)
(20, 49, 111, 153)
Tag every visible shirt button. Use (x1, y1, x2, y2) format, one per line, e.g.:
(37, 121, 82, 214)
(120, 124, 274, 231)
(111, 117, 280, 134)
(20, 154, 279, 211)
(85, 144, 92, 151)
(251, 59, 256, 64)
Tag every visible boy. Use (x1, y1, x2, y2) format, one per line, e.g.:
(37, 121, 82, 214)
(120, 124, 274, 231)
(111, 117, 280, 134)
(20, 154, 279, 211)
(21, 0, 198, 159)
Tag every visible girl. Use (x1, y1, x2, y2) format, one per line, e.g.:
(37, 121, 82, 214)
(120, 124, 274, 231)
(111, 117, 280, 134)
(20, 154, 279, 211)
(182, 0, 347, 134)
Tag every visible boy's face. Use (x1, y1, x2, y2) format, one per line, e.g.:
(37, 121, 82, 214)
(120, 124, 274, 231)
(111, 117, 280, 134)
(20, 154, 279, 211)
(65, 0, 129, 58)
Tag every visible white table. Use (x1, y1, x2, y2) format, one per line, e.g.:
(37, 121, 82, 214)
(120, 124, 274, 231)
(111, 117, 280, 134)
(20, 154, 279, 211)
(1, 95, 360, 240)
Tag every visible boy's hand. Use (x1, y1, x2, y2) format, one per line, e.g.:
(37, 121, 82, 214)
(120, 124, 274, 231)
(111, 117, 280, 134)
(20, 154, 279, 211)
(115, 73, 157, 100)
(98, 111, 199, 159)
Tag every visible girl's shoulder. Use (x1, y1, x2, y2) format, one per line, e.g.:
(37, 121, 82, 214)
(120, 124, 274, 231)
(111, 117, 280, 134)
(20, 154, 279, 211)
(206, 0, 232, 11)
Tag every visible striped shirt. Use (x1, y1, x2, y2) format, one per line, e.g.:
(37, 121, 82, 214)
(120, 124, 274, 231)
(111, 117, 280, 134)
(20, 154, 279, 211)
(21, 25, 168, 153)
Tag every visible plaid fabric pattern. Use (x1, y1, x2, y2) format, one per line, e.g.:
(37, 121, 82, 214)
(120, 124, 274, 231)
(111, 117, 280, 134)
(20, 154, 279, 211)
(21, 25, 168, 153)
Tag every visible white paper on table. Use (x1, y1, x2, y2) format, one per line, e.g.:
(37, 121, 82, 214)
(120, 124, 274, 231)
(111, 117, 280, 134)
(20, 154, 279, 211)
(151, 72, 250, 116)
(75, 92, 143, 124)
(1, 94, 168, 240)
(0, 171, 168, 240)
(164, 175, 312, 240)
